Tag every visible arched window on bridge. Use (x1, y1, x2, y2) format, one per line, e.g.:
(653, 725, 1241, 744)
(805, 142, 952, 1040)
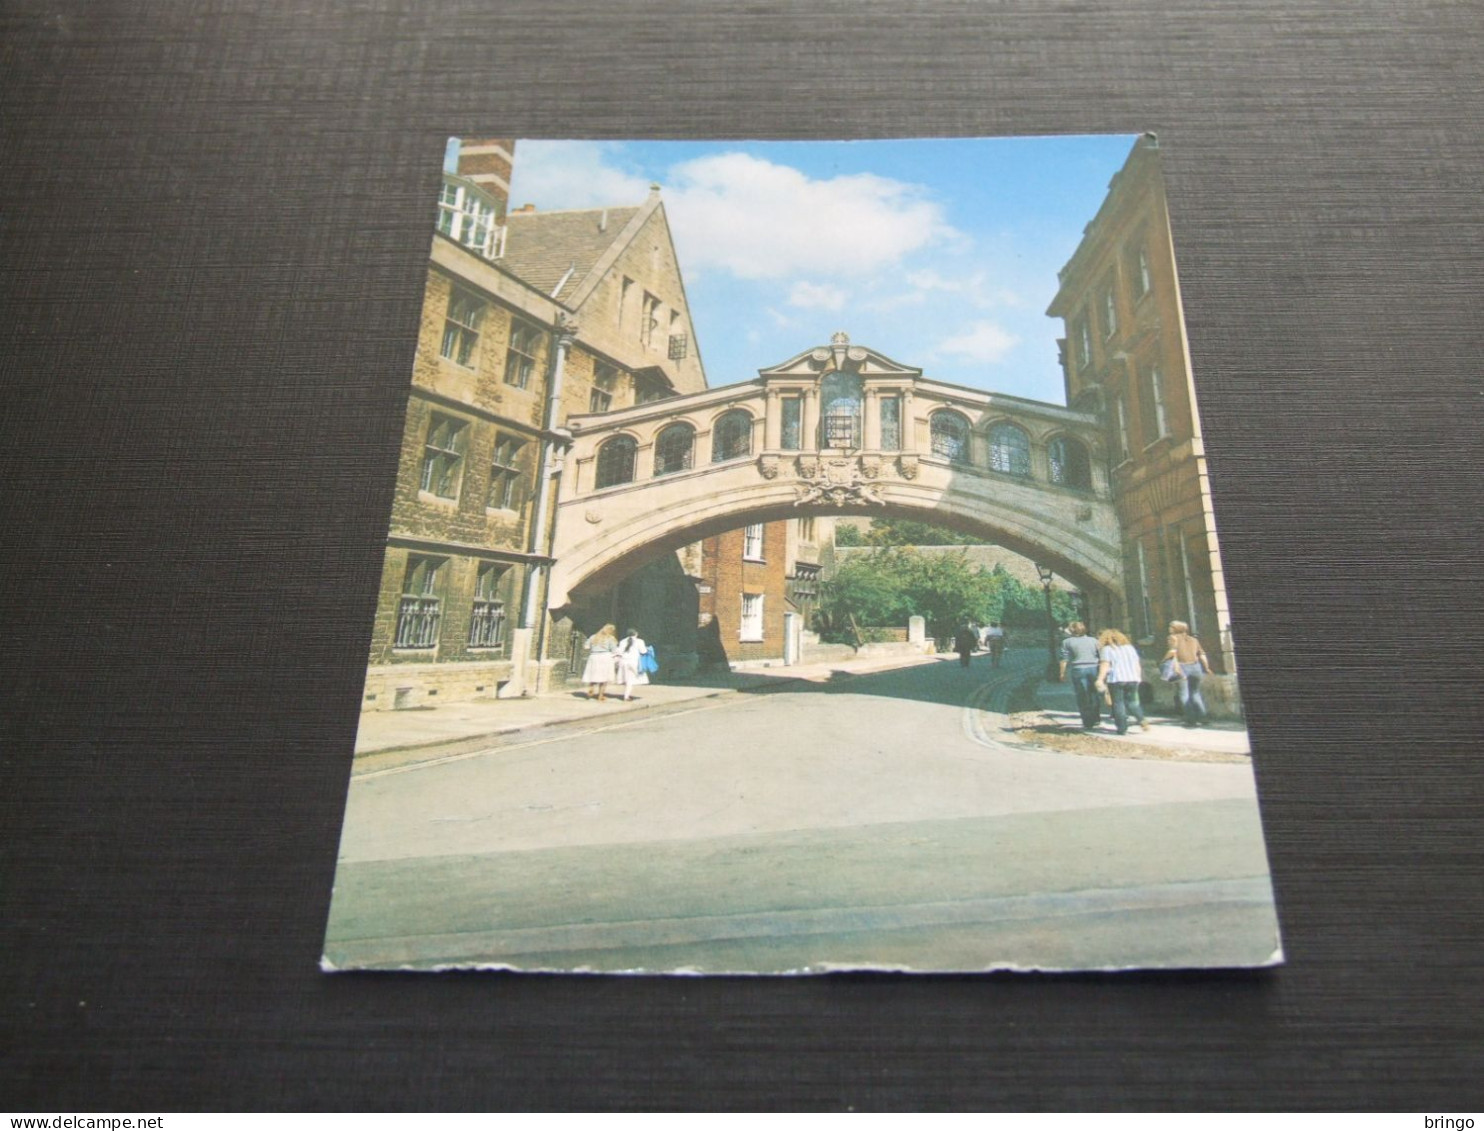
(1048, 435, 1092, 490)
(819, 371, 863, 450)
(989, 422, 1032, 477)
(930, 410, 971, 463)
(654, 422, 695, 476)
(712, 410, 753, 463)
(594, 435, 637, 489)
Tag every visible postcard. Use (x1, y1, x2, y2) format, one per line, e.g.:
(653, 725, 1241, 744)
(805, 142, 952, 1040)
(322, 135, 1282, 973)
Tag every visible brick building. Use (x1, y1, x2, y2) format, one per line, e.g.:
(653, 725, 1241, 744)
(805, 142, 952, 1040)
(693, 516, 833, 666)
(1047, 134, 1234, 670)
(361, 138, 711, 710)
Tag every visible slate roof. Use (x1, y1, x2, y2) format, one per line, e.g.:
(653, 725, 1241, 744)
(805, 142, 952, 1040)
(502, 206, 642, 304)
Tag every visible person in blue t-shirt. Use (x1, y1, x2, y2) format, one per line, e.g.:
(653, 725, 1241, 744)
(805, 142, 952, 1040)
(1057, 621, 1103, 729)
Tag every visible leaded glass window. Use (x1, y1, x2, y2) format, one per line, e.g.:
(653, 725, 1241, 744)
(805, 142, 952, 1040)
(930, 411, 970, 463)
(712, 410, 753, 462)
(989, 422, 1031, 476)
(595, 435, 637, 488)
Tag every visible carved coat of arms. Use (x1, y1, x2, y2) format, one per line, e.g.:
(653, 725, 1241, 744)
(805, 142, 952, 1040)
(793, 456, 885, 507)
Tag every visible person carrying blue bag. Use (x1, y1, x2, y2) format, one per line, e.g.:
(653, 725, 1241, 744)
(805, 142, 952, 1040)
(615, 627, 651, 702)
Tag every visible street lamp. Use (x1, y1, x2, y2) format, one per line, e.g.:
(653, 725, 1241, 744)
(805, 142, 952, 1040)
(1036, 563, 1059, 681)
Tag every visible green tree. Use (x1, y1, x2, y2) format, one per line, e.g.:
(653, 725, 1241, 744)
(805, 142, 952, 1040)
(820, 550, 1080, 648)
(833, 522, 866, 546)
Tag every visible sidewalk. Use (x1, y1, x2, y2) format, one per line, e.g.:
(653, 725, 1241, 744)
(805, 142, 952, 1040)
(1021, 677, 1251, 758)
(352, 649, 945, 759)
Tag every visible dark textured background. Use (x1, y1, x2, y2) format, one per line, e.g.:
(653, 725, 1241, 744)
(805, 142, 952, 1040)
(3, 0, 1482, 1111)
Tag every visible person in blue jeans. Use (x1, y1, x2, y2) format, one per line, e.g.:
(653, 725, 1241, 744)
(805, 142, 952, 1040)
(1058, 621, 1102, 729)
(1095, 628, 1149, 735)
(1163, 620, 1214, 726)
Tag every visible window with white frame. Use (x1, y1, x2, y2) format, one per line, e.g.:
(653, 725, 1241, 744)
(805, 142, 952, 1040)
(440, 288, 485, 367)
(743, 524, 764, 561)
(589, 363, 619, 412)
(1077, 316, 1092, 370)
(740, 593, 764, 642)
(1134, 541, 1153, 639)
(420, 413, 468, 499)
(1140, 362, 1169, 444)
(1114, 394, 1131, 463)
(1151, 364, 1169, 437)
(1103, 280, 1118, 338)
(1177, 529, 1199, 635)
(395, 555, 444, 649)
(1130, 243, 1151, 300)
(468, 561, 508, 650)
(488, 434, 526, 510)
(504, 319, 540, 389)
(436, 178, 505, 259)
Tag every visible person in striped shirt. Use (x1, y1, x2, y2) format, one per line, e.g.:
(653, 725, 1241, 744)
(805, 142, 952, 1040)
(1095, 628, 1149, 735)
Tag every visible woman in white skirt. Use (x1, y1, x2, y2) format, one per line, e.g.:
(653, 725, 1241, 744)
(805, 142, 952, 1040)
(581, 623, 619, 700)
(614, 627, 649, 702)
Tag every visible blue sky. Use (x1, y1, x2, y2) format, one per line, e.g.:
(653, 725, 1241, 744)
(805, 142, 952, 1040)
(459, 136, 1138, 405)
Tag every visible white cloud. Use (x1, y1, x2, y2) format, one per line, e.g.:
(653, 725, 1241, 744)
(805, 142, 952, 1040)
(504, 141, 652, 210)
(506, 144, 957, 290)
(937, 321, 1020, 364)
(663, 153, 954, 281)
(787, 282, 847, 310)
(905, 269, 1023, 309)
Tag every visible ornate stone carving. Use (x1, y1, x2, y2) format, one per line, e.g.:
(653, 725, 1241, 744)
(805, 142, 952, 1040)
(758, 453, 780, 480)
(793, 455, 886, 508)
(897, 453, 920, 480)
(584, 509, 603, 524)
(860, 454, 882, 479)
(796, 454, 819, 479)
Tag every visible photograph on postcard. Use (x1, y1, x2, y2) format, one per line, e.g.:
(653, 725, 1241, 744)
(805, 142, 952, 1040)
(322, 135, 1282, 973)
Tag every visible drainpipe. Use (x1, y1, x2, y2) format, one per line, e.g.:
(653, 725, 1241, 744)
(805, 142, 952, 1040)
(518, 314, 576, 688)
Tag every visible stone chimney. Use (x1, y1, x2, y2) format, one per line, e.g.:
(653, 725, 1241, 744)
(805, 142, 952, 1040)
(455, 138, 516, 220)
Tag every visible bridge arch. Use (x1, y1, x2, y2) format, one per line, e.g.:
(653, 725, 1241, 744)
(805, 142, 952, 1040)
(550, 335, 1123, 613)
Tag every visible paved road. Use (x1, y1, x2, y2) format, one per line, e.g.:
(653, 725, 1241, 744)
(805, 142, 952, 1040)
(324, 649, 1282, 973)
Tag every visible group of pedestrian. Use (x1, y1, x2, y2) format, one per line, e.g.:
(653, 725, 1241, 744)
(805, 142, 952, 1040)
(951, 621, 1010, 668)
(580, 624, 653, 702)
(1058, 619, 1215, 734)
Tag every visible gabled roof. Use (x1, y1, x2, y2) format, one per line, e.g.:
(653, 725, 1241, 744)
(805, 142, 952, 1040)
(501, 203, 646, 304)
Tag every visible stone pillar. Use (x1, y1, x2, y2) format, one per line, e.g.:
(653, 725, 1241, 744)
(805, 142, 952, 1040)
(802, 386, 821, 451)
(901, 388, 917, 452)
(501, 627, 535, 697)
(863, 387, 880, 450)
(908, 615, 926, 645)
(764, 387, 781, 450)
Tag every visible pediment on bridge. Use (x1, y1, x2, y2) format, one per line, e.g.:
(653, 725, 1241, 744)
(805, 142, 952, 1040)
(756, 332, 922, 381)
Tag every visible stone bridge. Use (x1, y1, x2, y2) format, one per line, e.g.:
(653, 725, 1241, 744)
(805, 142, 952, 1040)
(548, 335, 1122, 612)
